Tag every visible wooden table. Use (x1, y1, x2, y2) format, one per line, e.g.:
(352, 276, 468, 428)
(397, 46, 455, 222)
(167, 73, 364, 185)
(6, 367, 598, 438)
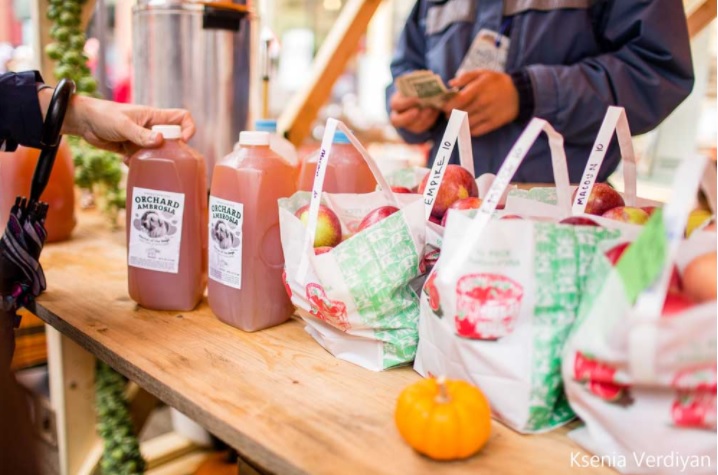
(32, 212, 614, 475)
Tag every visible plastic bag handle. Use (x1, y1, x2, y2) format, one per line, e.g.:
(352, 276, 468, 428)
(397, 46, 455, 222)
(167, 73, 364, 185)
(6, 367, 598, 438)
(437, 117, 570, 287)
(572, 106, 637, 214)
(628, 154, 710, 384)
(296, 119, 398, 281)
(701, 163, 717, 214)
(422, 110, 474, 221)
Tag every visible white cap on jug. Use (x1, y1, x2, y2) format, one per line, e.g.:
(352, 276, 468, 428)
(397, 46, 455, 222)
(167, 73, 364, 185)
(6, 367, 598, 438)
(239, 131, 270, 146)
(151, 125, 182, 140)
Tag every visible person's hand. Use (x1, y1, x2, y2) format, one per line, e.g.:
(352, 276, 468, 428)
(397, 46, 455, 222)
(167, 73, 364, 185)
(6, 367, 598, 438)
(40, 89, 195, 155)
(389, 91, 440, 135)
(442, 70, 519, 137)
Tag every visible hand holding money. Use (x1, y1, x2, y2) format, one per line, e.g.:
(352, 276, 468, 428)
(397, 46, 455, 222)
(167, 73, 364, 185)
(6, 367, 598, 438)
(396, 70, 458, 109)
(389, 92, 441, 135)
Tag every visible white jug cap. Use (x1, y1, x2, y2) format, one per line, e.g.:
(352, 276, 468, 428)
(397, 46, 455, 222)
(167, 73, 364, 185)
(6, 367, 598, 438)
(239, 131, 270, 146)
(151, 125, 182, 139)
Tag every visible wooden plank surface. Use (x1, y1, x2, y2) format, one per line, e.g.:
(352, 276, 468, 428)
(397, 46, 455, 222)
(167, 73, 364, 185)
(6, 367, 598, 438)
(32, 211, 615, 475)
(46, 327, 99, 475)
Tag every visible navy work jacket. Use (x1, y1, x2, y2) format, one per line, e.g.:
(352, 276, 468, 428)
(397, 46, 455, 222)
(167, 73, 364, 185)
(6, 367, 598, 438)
(388, 0, 694, 182)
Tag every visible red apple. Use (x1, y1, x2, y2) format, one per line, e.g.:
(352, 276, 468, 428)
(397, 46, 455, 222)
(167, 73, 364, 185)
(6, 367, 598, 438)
(357, 206, 400, 232)
(573, 183, 625, 216)
(441, 197, 482, 226)
(500, 214, 524, 220)
(641, 206, 659, 216)
(418, 165, 478, 219)
(602, 206, 649, 225)
(560, 216, 600, 226)
(662, 292, 695, 316)
(390, 186, 412, 194)
(605, 242, 630, 266)
(295, 204, 342, 248)
(314, 246, 333, 255)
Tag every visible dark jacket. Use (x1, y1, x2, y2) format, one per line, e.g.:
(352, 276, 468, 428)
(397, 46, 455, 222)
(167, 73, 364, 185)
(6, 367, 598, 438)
(387, 0, 694, 183)
(0, 71, 45, 152)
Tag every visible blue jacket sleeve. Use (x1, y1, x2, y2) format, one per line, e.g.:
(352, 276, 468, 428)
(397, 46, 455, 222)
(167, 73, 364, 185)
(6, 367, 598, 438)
(385, 0, 443, 144)
(524, 0, 694, 141)
(0, 71, 45, 152)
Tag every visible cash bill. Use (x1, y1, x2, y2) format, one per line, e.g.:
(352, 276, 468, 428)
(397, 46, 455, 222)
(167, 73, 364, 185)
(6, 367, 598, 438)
(396, 70, 457, 108)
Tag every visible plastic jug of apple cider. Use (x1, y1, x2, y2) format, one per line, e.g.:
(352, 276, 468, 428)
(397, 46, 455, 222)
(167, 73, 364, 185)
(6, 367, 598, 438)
(126, 125, 208, 311)
(208, 131, 296, 331)
(297, 130, 377, 193)
(0, 140, 76, 242)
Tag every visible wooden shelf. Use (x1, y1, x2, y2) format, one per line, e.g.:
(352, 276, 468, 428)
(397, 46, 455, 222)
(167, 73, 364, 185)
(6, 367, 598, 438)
(32, 211, 615, 474)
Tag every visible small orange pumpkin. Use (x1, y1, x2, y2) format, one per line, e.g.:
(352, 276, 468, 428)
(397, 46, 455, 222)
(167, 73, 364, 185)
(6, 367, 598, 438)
(395, 376, 491, 460)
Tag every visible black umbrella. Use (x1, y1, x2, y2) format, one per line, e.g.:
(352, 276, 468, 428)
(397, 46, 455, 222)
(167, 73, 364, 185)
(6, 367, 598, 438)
(0, 79, 75, 322)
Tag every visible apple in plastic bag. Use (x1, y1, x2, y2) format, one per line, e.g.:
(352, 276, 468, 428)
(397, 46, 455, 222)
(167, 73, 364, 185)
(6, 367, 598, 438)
(295, 204, 342, 248)
(682, 252, 717, 303)
(357, 206, 400, 232)
(559, 216, 600, 226)
(602, 206, 649, 225)
(441, 197, 482, 227)
(418, 165, 478, 220)
(573, 183, 624, 216)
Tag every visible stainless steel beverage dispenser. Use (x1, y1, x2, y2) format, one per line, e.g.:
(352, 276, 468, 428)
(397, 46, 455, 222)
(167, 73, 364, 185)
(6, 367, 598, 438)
(132, 0, 251, 181)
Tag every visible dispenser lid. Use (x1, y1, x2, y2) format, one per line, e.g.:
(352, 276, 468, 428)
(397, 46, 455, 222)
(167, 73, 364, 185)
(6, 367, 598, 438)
(333, 130, 351, 144)
(152, 125, 182, 139)
(239, 131, 270, 146)
(254, 119, 277, 133)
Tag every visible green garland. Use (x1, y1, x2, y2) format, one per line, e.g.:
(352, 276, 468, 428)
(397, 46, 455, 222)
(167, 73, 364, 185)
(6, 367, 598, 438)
(96, 362, 146, 475)
(45, 0, 126, 224)
(44, 2, 142, 472)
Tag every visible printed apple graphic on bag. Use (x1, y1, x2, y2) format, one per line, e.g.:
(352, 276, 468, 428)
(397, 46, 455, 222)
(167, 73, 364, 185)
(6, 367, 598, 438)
(573, 352, 633, 406)
(305, 283, 350, 331)
(453, 273, 524, 340)
(671, 365, 717, 430)
(282, 268, 292, 299)
(423, 270, 443, 317)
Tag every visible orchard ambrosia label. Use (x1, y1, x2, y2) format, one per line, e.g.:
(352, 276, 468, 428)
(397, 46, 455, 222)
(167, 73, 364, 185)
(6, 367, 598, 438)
(128, 187, 185, 274)
(208, 196, 244, 289)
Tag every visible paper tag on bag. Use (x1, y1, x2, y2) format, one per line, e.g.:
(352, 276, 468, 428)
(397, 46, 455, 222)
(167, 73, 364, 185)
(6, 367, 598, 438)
(458, 29, 510, 74)
(572, 106, 637, 214)
(438, 118, 571, 287)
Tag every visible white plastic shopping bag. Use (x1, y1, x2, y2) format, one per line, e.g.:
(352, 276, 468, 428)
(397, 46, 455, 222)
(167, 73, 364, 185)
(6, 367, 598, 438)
(562, 155, 717, 475)
(279, 119, 426, 371)
(414, 117, 625, 433)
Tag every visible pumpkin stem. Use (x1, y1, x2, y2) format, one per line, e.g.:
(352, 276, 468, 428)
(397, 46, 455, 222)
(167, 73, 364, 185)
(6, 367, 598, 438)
(436, 376, 451, 404)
